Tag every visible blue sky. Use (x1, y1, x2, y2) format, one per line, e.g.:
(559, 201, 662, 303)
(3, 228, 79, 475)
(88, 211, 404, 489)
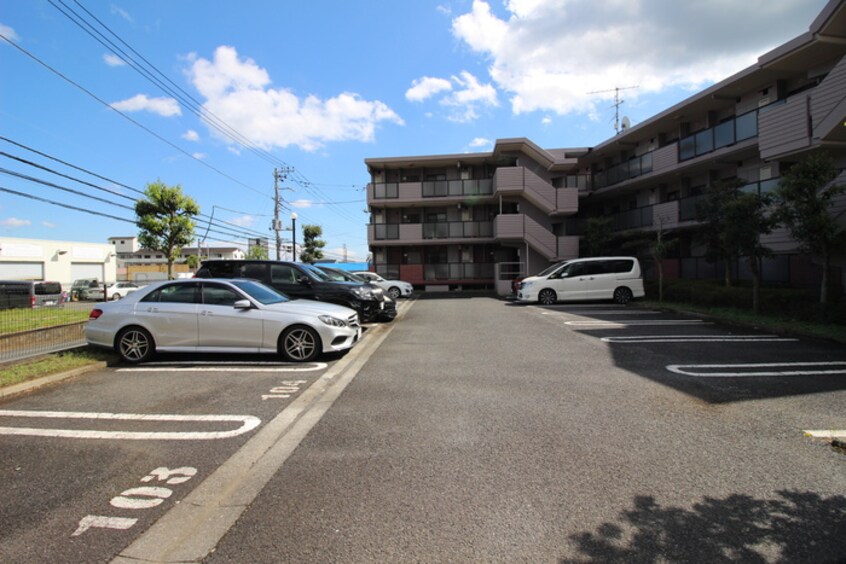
(0, 0, 830, 262)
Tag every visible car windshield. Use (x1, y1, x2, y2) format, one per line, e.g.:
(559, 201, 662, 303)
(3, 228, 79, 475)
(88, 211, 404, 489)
(301, 264, 331, 281)
(230, 280, 289, 304)
(317, 268, 346, 282)
(536, 261, 569, 277)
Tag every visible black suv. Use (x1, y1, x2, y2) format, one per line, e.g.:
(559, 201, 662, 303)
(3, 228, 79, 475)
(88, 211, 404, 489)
(196, 260, 395, 323)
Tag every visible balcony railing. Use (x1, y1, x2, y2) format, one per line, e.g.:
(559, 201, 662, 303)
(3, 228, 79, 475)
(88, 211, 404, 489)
(611, 205, 654, 231)
(422, 179, 493, 197)
(593, 151, 654, 190)
(373, 224, 399, 240)
(372, 183, 399, 199)
(422, 221, 493, 239)
(679, 108, 758, 162)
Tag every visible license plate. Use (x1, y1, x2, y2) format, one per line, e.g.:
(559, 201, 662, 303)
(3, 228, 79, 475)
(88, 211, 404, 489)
(380, 302, 385, 310)
(44, 301, 56, 306)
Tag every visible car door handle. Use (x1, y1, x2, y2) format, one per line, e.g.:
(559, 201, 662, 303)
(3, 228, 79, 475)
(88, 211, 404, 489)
(146, 307, 159, 313)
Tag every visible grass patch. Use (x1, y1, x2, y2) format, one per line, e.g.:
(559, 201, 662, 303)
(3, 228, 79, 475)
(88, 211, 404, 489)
(640, 300, 846, 344)
(0, 348, 115, 389)
(0, 307, 90, 335)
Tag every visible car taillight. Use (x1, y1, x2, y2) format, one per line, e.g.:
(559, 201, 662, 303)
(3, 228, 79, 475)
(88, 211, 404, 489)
(89, 309, 103, 320)
(30, 295, 36, 308)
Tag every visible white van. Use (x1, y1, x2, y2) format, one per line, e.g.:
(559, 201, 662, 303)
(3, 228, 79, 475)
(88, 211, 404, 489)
(516, 257, 645, 305)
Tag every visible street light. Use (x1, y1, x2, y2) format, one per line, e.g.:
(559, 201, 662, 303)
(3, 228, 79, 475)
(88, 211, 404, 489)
(291, 212, 298, 262)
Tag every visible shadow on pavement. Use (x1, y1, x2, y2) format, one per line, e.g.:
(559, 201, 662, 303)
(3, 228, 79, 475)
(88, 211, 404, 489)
(561, 490, 846, 563)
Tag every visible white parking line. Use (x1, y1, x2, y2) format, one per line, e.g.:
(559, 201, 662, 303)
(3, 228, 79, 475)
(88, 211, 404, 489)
(804, 429, 846, 439)
(542, 310, 659, 315)
(117, 362, 327, 373)
(602, 334, 798, 343)
(565, 320, 709, 327)
(667, 362, 846, 377)
(0, 410, 261, 440)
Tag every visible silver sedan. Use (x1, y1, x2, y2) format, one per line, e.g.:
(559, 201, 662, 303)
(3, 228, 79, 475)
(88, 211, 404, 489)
(85, 278, 361, 363)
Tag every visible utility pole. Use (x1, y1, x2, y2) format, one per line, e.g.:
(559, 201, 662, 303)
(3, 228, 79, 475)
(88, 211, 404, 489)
(273, 167, 294, 260)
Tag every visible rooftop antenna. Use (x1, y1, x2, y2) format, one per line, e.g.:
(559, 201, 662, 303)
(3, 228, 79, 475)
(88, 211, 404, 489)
(587, 85, 639, 134)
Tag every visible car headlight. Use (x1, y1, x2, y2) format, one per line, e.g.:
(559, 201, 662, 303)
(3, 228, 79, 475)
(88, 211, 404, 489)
(350, 286, 376, 300)
(521, 281, 532, 290)
(319, 315, 347, 327)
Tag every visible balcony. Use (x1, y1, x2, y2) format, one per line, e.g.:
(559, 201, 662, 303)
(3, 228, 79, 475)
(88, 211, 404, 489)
(678, 108, 758, 162)
(368, 221, 495, 245)
(758, 96, 811, 160)
(367, 179, 495, 203)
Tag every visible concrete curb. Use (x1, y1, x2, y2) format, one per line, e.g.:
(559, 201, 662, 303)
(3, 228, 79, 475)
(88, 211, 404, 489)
(0, 361, 108, 401)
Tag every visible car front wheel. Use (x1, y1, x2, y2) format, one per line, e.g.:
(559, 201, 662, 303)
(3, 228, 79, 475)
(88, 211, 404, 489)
(116, 326, 155, 363)
(279, 325, 321, 362)
(111, 294, 122, 300)
(387, 286, 401, 300)
(538, 289, 557, 305)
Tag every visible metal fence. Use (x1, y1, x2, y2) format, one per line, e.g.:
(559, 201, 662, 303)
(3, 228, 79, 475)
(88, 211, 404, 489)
(0, 301, 91, 363)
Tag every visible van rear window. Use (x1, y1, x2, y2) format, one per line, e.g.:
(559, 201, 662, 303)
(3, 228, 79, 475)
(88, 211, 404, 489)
(35, 282, 62, 295)
(606, 260, 634, 273)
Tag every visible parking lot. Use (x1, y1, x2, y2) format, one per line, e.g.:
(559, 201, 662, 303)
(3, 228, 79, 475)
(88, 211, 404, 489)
(1, 296, 844, 562)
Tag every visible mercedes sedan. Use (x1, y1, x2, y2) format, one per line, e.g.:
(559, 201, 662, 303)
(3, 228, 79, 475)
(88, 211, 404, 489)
(85, 278, 361, 363)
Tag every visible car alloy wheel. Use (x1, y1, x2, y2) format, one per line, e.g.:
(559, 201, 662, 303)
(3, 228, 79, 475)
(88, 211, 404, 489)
(280, 325, 320, 362)
(117, 327, 154, 363)
(111, 294, 122, 300)
(614, 287, 633, 305)
(387, 287, 401, 300)
(538, 289, 557, 305)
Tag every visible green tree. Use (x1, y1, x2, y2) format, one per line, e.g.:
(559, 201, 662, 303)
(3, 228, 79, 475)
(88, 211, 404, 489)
(245, 244, 269, 260)
(135, 181, 200, 280)
(696, 179, 747, 287)
(584, 216, 613, 256)
(725, 191, 776, 314)
(774, 152, 846, 304)
(299, 224, 326, 264)
(625, 220, 676, 303)
(185, 254, 200, 270)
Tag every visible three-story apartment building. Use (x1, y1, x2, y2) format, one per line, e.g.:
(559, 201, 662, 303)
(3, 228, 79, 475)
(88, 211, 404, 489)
(365, 0, 846, 294)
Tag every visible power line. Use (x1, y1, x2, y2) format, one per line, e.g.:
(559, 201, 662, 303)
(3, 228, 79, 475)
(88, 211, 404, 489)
(0, 32, 274, 201)
(0, 136, 270, 239)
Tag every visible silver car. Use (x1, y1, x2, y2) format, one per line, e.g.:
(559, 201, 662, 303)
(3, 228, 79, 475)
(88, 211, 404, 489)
(351, 271, 413, 299)
(85, 278, 361, 363)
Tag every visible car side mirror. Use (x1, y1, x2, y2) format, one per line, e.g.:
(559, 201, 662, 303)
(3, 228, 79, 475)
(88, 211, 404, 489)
(297, 276, 311, 285)
(234, 299, 252, 309)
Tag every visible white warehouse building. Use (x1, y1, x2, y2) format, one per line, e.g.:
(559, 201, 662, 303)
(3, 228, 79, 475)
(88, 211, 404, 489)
(0, 237, 117, 288)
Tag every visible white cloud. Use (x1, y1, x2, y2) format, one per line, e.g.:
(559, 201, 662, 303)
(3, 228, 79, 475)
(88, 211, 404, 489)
(0, 23, 20, 42)
(192, 152, 206, 160)
(541, 115, 552, 125)
(103, 53, 126, 67)
(451, 0, 825, 116)
(469, 137, 492, 148)
(441, 71, 498, 122)
(111, 94, 181, 117)
(187, 46, 404, 152)
(110, 5, 134, 23)
(1, 217, 31, 228)
(291, 199, 313, 209)
(406, 76, 453, 102)
(406, 70, 498, 122)
(436, 5, 452, 16)
(182, 129, 200, 142)
(42, 221, 56, 228)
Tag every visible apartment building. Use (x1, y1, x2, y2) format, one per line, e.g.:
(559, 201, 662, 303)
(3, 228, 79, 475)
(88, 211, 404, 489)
(365, 0, 846, 295)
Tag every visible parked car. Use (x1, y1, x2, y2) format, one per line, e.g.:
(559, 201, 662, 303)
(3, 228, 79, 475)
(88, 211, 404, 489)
(87, 281, 141, 301)
(195, 260, 389, 323)
(71, 278, 101, 301)
(516, 257, 645, 305)
(0, 280, 64, 309)
(351, 271, 413, 299)
(313, 266, 397, 322)
(85, 278, 361, 363)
